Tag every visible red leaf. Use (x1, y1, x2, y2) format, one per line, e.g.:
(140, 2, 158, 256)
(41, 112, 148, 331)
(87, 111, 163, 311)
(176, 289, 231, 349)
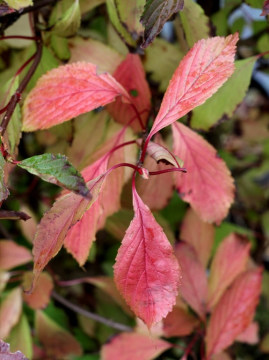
(163, 305, 198, 337)
(208, 233, 251, 309)
(108, 54, 151, 132)
(180, 208, 215, 268)
(114, 187, 180, 327)
(31, 157, 108, 289)
(206, 268, 262, 357)
(174, 242, 208, 319)
(236, 322, 259, 344)
(22, 62, 131, 131)
(261, 0, 269, 16)
(172, 122, 235, 224)
(0, 287, 22, 339)
(0, 240, 32, 270)
(101, 332, 172, 360)
(148, 34, 238, 137)
(23, 272, 53, 310)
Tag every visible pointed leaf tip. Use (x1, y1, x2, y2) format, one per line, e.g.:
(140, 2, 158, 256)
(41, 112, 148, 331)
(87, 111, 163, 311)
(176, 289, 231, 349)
(149, 33, 239, 137)
(114, 187, 180, 327)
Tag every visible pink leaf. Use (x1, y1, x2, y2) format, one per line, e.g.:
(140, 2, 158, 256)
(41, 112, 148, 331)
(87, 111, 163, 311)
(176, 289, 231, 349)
(208, 233, 251, 309)
(108, 54, 151, 132)
(114, 188, 180, 327)
(236, 322, 259, 344)
(22, 62, 131, 131)
(180, 208, 215, 268)
(0, 288, 22, 339)
(163, 305, 198, 337)
(0, 240, 32, 270)
(172, 122, 235, 224)
(31, 157, 108, 289)
(174, 242, 208, 319)
(23, 272, 53, 310)
(101, 332, 172, 360)
(148, 34, 238, 137)
(206, 268, 262, 357)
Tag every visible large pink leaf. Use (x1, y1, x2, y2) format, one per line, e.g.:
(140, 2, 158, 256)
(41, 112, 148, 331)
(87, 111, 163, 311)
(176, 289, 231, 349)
(172, 122, 235, 224)
(101, 332, 172, 360)
(174, 242, 208, 319)
(23, 272, 53, 310)
(206, 268, 262, 357)
(0, 240, 32, 270)
(236, 322, 259, 344)
(0, 287, 22, 339)
(114, 187, 180, 327)
(22, 62, 131, 131)
(208, 233, 251, 308)
(31, 157, 108, 289)
(148, 34, 238, 137)
(180, 208, 215, 268)
(108, 54, 151, 132)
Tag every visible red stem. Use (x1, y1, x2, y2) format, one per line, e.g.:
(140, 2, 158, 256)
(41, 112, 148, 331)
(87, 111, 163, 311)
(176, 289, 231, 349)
(149, 167, 187, 175)
(0, 35, 39, 41)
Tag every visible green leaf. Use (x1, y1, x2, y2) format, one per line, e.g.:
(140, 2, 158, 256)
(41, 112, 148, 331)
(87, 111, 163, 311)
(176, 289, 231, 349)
(18, 153, 91, 198)
(144, 37, 183, 92)
(115, 0, 145, 38)
(4, 0, 33, 10)
(80, 0, 106, 14)
(257, 33, 269, 59)
(179, 0, 210, 47)
(7, 314, 33, 360)
(106, 0, 136, 46)
(50, 35, 70, 61)
(140, 0, 184, 48)
(191, 57, 257, 130)
(0, 152, 9, 202)
(49, 0, 81, 37)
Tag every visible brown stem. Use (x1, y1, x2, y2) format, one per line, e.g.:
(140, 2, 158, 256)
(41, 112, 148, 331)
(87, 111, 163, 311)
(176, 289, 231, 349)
(0, 210, 31, 221)
(51, 291, 133, 333)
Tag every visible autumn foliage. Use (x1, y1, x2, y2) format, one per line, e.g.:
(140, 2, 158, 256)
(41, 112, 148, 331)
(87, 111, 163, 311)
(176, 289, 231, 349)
(0, 1, 268, 360)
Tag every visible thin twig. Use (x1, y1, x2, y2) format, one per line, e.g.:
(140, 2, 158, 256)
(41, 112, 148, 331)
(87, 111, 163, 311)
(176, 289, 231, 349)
(51, 291, 134, 333)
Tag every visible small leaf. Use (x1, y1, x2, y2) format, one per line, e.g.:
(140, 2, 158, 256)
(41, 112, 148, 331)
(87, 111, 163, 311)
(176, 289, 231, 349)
(163, 305, 198, 337)
(206, 268, 262, 357)
(174, 242, 208, 319)
(0, 152, 9, 202)
(180, 208, 215, 268)
(6, 315, 33, 360)
(22, 62, 130, 131)
(23, 272, 53, 310)
(115, 0, 145, 38)
(236, 322, 259, 344)
(149, 34, 239, 137)
(101, 332, 172, 360)
(49, 0, 81, 37)
(0, 288, 22, 340)
(172, 122, 235, 224)
(18, 153, 91, 198)
(140, 0, 185, 48)
(145, 139, 179, 167)
(108, 54, 151, 132)
(0, 240, 32, 270)
(36, 311, 82, 358)
(208, 233, 251, 309)
(0, 339, 28, 360)
(191, 57, 257, 130)
(114, 187, 180, 327)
